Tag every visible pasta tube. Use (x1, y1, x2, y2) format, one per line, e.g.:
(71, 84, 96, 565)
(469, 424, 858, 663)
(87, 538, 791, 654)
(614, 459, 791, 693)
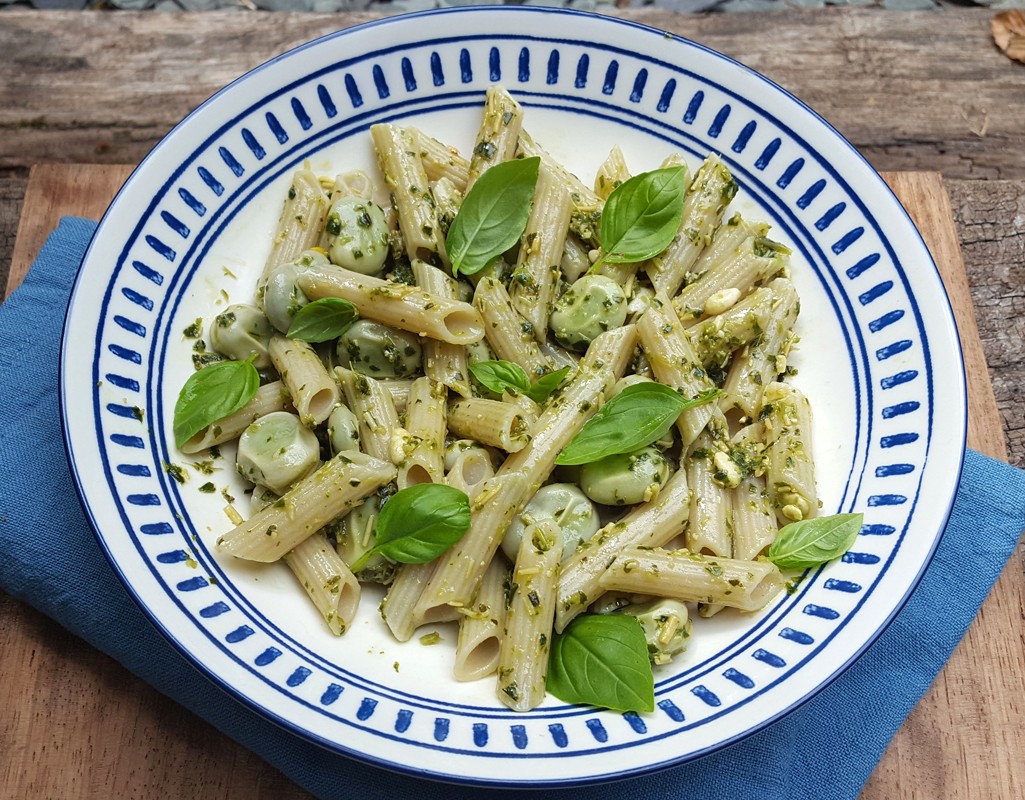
(380, 561, 460, 641)
(444, 441, 496, 501)
(472, 275, 552, 376)
(636, 292, 718, 446)
(412, 259, 471, 396)
(397, 377, 447, 488)
(267, 334, 339, 427)
(466, 85, 524, 190)
(685, 430, 734, 558)
(497, 519, 561, 711)
(296, 263, 485, 346)
(284, 531, 361, 635)
(335, 367, 401, 464)
(371, 123, 445, 263)
(646, 154, 736, 297)
(509, 163, 573, 342)
(593, 144, 630, 200)
(671, 237, 782, 323)
(259, 169, 330, 287)
(454, 556, 509, 682)
(762, 381, 819, 524)
(687, 213, 770, 285)
(720, 277, 799, 417)
(410, 127, 470, 193)
(447, 397, 534, 453)
(216, 451, 396, 562)
(599, 547, 785, 613)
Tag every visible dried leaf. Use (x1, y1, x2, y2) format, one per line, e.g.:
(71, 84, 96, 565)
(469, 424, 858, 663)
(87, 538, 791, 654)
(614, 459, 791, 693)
(993, 11, 1025, 64)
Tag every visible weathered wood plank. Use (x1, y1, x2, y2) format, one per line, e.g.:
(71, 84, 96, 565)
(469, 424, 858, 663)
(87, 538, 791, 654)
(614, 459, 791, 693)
(0, 591, 313, 799)
(0, 170, 28, 296)
(947, 179, 1025, 471)
(2, 9, 1025, 180)
(7, 164, 134, 296)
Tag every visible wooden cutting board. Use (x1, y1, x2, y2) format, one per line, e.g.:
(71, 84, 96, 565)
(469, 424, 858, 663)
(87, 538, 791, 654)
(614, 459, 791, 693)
(2, 165, 1022, 799)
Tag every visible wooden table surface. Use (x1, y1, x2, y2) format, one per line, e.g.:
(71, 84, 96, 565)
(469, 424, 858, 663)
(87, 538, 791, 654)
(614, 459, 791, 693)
(1, 8, 1023, 799)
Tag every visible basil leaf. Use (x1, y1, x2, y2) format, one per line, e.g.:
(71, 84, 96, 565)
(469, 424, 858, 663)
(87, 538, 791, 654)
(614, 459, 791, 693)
(768, 513, 865, 569)
(447, 156, 541, 277)
(354, 484, 471, 570)
(469, 360, 570, 404)
(547, 614, 654, 712)
(173, 359, 259, 449)
(597, 166, 686, 266)
(286, 297, 359, 343)
(525, 365, 571, 404)
(555, 383, 719, 466)
(469, 360, 532, 396)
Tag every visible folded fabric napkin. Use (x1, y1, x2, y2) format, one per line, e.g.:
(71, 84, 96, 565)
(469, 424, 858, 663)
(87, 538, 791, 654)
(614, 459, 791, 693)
(2, 217, 1024, 800)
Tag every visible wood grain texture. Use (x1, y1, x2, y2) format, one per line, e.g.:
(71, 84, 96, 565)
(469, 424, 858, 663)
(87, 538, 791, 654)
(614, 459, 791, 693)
(6, 164, 134, 295)
(0, 164, 1021, 799)
(2, 9, 1025, 181)
(947, 179, 1025, 472)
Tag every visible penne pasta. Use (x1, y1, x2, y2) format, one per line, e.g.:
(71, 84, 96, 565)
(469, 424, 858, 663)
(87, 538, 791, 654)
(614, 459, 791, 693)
(297, 262, 485, 346)
(509, 163, 572, 343)
(496, 519, 561, 711)
(454, 555, 509, 682)
(267, 334, 339, 427)
(472, 275, 552, 376)
(600, 546, 786, 613)
(397, 377, 447, 488)
(593, 144, 630, 200)
(444, 440, 496, 501)
(258, 168, 330, 287)
(447, 397, 534, 453)
(762, 381, 819, 524)
(284, 531, 361, 635)
(636, 292, 719, 446)
(410, 127, 470, 193)
(380, 561, 459, 642)
(335, 367, 402, 464)
(215, 450, 396, 562)
(371, 123, 446, 263)
(646, 153, 736, 297)
(412, 259, 471, 396)
(466, 85, 524, 190)
(672, 237, 783, 324)
(685, 429, 734, 558)
(719, 277, 800, 418)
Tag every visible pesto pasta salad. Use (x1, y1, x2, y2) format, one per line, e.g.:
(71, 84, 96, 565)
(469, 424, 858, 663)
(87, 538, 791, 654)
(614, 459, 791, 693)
(172, 86, 861, 713)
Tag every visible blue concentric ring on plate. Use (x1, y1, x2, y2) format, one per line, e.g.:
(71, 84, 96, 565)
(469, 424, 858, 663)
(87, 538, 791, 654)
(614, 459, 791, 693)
(60, 7, 966, 787)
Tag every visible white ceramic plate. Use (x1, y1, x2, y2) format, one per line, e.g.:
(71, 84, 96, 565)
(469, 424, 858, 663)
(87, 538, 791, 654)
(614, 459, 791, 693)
(60, 8, 966, 787)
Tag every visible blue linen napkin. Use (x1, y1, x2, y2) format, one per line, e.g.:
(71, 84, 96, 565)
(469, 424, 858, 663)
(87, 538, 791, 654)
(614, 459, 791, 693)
(2, 217, 1024, 800)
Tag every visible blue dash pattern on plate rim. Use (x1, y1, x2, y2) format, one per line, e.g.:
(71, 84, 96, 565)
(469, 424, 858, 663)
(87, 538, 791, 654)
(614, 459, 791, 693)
(61, 6, 966, 786)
